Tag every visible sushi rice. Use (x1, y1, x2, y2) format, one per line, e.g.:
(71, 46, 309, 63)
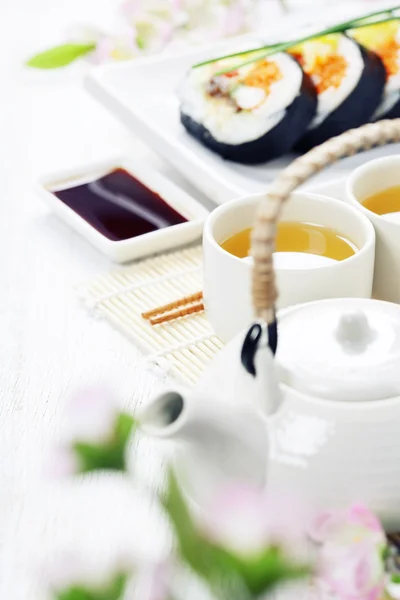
(179, 51, 317, 164)
(180, 53, 303, 145)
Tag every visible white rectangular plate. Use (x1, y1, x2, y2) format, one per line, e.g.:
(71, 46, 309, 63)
(86, 0, 400, 204)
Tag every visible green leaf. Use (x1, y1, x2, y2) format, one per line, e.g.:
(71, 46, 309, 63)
(26, 43, 96, 69)
(221, 546, 311, 597)
(57, 573, 127, 600)
(382, 544, 391, 561)
(162, 469, 244, 600)
(391, 573, 400, 584)
(162, 468, 213, 579)
(74, 412, 136, 474)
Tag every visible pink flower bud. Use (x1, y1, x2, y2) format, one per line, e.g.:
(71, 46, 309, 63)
(309, 504, 386, 548)
(312, 504, 387, 600)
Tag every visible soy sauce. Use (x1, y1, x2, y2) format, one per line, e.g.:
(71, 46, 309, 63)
(53, 168, 187, 241)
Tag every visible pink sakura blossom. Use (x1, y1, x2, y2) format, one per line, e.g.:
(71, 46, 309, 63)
(121, 0, 186, 30)
(310, 504, 387, 600)
(32, 0, 284, 69)
(170, 0, 184, 10)
(64, 387, 119, 444)
(120, 0, 256, 54)
(121, 1, 183, 53)
(120, 0, 141, 22)
(90, 32, 137, 64)
(200, 484, 309, 558)
(219, 0, 248, 37)
(121, 0, 174, 22)
(66, 22, 138, 64)
(223, 6, 247, 37)
(309, 503, 386, 547)
(47, 388, 121, 478)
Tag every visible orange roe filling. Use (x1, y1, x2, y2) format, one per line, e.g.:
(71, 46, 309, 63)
(312, 54, 348, 93)
(293, 51, 347, 94)
(375, 38, 400, 77)
(243, 60, 283, 92)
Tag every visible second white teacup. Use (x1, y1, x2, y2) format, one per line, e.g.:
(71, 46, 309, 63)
(203, 191, 376, 342)
(347, 156, 400, 304)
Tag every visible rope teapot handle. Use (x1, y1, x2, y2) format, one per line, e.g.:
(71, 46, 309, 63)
(251, 119, 400, 327)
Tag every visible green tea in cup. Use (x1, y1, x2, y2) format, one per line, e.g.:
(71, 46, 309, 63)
(362, 185, 400, 216)
(221, 221, 357, 261)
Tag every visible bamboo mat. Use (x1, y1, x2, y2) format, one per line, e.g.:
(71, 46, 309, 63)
(76, 246, 223, 385)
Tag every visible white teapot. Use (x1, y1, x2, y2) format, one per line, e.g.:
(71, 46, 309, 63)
(141, 298, 400, 531)
(140, 122, 400, 531)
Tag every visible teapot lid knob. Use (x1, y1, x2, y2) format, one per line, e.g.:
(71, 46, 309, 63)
(335, 310, 377, 352)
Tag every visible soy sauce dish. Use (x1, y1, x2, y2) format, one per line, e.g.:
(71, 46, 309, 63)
(37, 159, 209, 262)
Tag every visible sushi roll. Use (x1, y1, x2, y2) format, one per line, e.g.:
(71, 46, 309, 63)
(350, 20, 400, 120)
(290, 34, 386, 151)
(178, 52, 317, 164)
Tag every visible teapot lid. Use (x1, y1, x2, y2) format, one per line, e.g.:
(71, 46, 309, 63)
(276, 298, 400, 402)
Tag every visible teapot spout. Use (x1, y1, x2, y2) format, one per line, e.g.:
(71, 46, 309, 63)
(138, 390, 186, 438)
(139, 388, 269, 498)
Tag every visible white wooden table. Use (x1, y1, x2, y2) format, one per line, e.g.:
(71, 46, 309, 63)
(0, 0, 206, 592)
(0, 0, 387, 597)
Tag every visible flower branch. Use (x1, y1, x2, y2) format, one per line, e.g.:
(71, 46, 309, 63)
(45, 388, 396, 600)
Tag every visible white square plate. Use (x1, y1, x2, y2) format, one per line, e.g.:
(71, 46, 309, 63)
(86, 1, 400, 204)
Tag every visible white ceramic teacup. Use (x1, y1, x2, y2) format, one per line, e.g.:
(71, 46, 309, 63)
(347, 155, 400, 304)
(203, 191, 376, 342)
